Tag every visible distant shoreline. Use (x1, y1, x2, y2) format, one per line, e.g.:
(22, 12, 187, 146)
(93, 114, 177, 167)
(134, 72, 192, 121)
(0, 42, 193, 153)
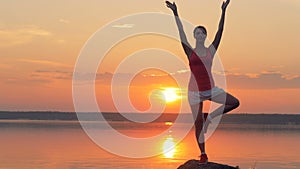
(0, 111, 300, 126)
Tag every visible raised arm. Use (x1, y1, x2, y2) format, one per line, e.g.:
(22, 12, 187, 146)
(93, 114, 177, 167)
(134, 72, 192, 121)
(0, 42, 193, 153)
(166, 1, 193, 58)
(209, 0, 230, 57)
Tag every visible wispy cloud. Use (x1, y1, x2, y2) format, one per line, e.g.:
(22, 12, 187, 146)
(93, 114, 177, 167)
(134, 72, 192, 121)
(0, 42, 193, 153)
(112, 24, 135, 28)
(30, 68, 300, 90)
(282, 74, 300, 80)
(18, 59, 72, 68)
(0, 25, 52, 47)
(99, 70, 300, 89)
(177, 69, 190, 73)
(75, 70, 297, 89)
(226, 71, 300, 89)
(270, 65, 284, 69)
(31, 70, 72, 80)
(6, 78, 52, 85)
(59, 19, 70, 24)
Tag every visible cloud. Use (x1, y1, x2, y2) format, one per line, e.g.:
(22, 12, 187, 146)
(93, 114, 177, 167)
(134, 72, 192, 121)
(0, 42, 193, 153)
(97, 70, 300, 89)
(0, 25, 52, 47)
(2, 70, 72, 85)
(270, 65, 284, 69)
(31, 70, 72, 80)
(10, 78, 52, 84)
(73, 69, 298, 89)
(112, 24, 135, 28)
(226, 71, 300, 89)
(24, 68, 300, 90)
(18, 59, 72, 68)
(59, 19, 70, 24)
(3, 76, 52, 86)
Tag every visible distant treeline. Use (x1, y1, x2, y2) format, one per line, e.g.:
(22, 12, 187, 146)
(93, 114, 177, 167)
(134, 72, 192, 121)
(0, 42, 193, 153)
(0, 111, 300, 125)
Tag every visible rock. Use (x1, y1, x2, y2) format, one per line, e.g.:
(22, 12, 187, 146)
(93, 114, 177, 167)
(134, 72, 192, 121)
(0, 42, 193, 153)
(177, 160, 239, 169)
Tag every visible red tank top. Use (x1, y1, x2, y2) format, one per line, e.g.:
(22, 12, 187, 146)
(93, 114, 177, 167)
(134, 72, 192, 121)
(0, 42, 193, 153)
(188, 48, 215, 91)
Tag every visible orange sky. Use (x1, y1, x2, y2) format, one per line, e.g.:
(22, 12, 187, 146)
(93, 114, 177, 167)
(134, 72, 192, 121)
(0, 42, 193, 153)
(0, 0, 299, 113)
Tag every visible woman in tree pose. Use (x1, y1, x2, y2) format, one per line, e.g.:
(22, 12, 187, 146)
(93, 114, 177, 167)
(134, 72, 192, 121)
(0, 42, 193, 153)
(166, 0, 239, 164)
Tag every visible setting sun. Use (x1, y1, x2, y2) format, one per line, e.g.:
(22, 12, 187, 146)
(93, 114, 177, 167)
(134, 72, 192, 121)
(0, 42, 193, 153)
(161, 88, 181, 103)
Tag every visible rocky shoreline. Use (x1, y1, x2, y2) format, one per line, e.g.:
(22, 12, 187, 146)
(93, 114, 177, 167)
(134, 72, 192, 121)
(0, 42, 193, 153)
(178, 160, 239, 169)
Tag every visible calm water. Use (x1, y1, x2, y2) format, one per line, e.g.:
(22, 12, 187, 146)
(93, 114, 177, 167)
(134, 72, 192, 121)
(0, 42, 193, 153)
(0, 120, 299, 169)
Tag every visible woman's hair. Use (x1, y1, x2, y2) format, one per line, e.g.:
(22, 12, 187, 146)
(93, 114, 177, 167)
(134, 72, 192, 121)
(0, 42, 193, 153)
(194, 25, 207, 35)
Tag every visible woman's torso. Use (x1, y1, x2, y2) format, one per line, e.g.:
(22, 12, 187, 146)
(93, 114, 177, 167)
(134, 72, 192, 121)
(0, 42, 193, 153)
(188, 48, 215, 91)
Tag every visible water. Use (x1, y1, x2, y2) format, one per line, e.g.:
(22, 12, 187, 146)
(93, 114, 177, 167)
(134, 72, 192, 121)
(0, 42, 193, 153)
(0, 120, 299, 169)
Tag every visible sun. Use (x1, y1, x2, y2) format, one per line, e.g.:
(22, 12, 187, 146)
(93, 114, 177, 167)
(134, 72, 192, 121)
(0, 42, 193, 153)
(161, 88, 181, 103)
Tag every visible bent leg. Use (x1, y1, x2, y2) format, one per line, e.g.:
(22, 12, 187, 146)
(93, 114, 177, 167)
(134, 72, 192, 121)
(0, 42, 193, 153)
(208, 92, 240, 119)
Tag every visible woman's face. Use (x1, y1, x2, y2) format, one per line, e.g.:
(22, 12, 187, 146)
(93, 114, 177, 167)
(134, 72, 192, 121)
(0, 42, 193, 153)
(194, 28, 207, 42)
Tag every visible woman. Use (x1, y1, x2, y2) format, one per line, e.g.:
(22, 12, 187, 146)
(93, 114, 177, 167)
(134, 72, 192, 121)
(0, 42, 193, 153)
(166, 0, 240, 164)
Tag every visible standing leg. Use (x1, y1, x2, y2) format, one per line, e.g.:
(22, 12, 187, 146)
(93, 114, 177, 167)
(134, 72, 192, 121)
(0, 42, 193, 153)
(190, 102, 206, 154)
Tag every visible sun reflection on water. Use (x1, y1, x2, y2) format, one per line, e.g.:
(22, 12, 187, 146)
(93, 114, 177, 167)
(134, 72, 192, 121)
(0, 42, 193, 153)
(162, 135, 177, 158)
(164, 121, 173, 126)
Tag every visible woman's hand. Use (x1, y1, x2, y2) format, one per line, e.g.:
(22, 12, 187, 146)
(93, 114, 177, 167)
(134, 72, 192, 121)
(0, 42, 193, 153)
(165, 1, 177, 13)
(221, 0, 230, 12)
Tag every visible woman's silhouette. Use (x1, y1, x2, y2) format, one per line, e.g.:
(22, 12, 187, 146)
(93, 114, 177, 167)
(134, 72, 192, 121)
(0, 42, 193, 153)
(166, 0, 239, 164)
